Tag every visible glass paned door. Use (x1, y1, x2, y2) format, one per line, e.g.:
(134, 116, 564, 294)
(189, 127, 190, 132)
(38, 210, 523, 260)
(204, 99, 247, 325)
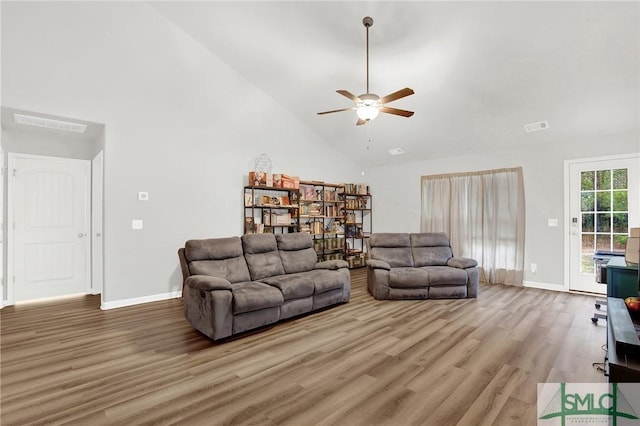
(569, 156, 639, 294)
(580, 168, 629, 274)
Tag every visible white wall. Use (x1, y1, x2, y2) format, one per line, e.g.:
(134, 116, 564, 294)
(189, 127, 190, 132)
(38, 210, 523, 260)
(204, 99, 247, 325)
(365, 132, 639, 289)
(1, 2, 362, 305)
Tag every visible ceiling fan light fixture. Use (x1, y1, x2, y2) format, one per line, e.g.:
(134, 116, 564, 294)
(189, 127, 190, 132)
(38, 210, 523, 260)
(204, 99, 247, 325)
(356, 102, 380, 121)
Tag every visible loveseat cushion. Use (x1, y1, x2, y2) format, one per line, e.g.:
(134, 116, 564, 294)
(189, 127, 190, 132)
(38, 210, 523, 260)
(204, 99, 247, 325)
(411, 233, 453, 267)
(185, 237, 251, 283)
(231, 281, 284, 314)
(447, 257, 478, 269)
(259, 273, 315, 300)
(369, 233, 413, 267)
(424, 266, 468, 285)
(242, 234, 285, 280)
(276, 233, 317, 274)
(389, 267, 429, 288)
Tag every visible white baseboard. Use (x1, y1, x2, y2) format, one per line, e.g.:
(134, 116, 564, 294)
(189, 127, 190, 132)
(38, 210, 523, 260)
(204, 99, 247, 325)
(101, 291, 182, 310)
(523, 280, 568, 292)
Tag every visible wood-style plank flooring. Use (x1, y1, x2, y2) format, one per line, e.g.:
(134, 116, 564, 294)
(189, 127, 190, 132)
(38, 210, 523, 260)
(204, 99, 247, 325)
(1, 269, 607, 425)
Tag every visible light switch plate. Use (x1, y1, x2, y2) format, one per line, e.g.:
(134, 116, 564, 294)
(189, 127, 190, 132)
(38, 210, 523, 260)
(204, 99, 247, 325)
(138, 192, 149, 201)
(132, 219, 143, 230)
(548, 218, 558, 227)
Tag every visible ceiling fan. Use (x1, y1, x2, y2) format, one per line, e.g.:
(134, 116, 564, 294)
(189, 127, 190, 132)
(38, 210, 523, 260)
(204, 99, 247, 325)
(318, 16, 415, 126)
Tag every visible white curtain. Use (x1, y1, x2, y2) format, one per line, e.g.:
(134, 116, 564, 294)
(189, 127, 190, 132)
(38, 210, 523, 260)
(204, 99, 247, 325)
(421, 167, 525, 285)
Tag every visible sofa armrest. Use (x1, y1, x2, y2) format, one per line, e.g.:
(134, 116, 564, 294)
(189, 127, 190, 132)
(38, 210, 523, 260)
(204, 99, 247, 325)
(366, 259, 391, 270)
(447, 257, 478, 269)
(185, 275, 233, 291)
(315, 259, 349, 270)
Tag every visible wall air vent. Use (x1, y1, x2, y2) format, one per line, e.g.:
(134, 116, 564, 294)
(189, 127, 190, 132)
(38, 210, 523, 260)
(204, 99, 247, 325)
(13, 113, 88, 133)
(524, 120, 550, 133)
(388, 148, 404, 155)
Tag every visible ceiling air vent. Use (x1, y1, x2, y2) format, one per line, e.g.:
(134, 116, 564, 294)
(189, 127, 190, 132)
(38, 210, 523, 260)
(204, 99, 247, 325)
(524, 120, 549, 133)
(388, 148, 404, 156)
(14, 113, 88, 133)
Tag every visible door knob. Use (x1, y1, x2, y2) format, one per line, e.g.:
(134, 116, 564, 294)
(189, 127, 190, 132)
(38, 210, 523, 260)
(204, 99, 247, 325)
(78, 233, 87, 238)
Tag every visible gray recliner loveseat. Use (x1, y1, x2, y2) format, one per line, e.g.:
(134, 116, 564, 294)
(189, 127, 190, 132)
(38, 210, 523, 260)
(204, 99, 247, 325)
(178, 232, 350, 340)
(366, 232, 479, 300)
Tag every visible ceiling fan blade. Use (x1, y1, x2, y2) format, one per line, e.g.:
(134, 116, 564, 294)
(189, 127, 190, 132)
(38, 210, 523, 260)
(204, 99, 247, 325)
(379, 88, 415, 105)
(380, 106, 414, 117)
(317, 107, 354, 115)
(356, 118, 367, 126)
(337, 90, 361, 102)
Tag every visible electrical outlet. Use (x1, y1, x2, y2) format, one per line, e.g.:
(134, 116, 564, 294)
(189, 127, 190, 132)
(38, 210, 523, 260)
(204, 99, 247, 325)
(132, 219, 143, 230)
(531, 263, 537, 273)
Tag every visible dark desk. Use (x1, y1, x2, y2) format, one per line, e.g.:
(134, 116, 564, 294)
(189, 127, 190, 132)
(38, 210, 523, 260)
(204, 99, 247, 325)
(606, 257, 639, 299)
(606, 297, 640, 382)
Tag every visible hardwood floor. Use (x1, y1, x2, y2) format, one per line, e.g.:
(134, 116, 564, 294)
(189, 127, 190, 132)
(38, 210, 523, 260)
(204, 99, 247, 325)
(1, 269, 607, 425)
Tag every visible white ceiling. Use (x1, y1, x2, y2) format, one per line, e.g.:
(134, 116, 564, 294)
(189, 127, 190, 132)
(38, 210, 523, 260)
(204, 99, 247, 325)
(151, 1, 639, 167)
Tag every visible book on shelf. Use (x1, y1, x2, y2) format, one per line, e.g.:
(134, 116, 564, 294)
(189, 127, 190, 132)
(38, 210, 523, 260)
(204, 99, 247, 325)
(300, 203, 322, 216)
(244, 193, 253, 206)
(346, 198, 369, 209)
(244, 217, 265, 234)
(345, 183, 369, 195)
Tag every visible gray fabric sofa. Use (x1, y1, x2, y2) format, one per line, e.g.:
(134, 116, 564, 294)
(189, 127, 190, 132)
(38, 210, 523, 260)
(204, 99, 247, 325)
(178, 232, 350, 340)
(366, 232, 479, 300)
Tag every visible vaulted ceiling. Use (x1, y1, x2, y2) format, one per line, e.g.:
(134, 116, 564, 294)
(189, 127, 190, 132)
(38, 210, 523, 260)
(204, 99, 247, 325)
(151, 1, 639, 167)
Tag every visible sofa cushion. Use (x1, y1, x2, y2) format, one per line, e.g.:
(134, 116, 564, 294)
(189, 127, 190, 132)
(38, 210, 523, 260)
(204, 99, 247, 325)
(242, 234, 285, 280)
(276, 233, 317, 274)
(259, 273, 315, 300)
(309, 269, 344, 293)
(185, 237, 251, 283)
(185, 237, 244, 261)
(410, 233, 453, 267)
(369, 233, 413, 267)
(424, 266, 468, 285)
(369, 233, 411, 247)
(389, 267, 429, 288)
(370, 247, 414, 268)
(231, 281, 284, 314)
(412, 246, 453, 267)
(410, 233, 450, 247)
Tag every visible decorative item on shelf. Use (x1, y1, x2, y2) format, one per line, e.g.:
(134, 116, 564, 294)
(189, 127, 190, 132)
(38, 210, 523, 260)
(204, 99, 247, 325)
(300, 184, 317, 200)
(253, 153, 272, 175)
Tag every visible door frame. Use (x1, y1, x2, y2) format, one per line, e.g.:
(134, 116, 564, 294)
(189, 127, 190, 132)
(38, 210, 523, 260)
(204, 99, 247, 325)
(91, 150, 104, 297)
(6, 152, 96, 305)
(563, 152, 640, 292)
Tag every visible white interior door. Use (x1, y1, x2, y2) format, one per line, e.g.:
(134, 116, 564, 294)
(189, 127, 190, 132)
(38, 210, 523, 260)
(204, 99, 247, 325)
(91, 150, 103, 296)
(9, 153, 91, 302)
(568, 154, 640, 293)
